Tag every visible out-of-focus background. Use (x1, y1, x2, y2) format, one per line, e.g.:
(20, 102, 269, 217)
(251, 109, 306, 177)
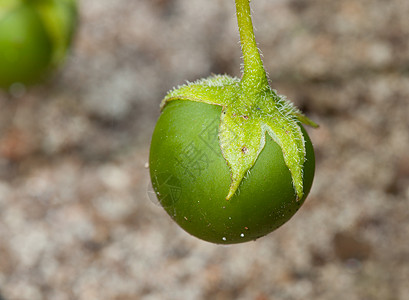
(1, 0, 409, 299)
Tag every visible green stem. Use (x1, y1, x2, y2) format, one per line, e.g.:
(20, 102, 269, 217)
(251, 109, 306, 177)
(235, 0, 268, 95)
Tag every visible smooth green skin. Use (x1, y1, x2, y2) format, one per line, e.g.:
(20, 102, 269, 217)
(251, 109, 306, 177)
(0, 0, 76, 88)
(150, 100, 315, 244)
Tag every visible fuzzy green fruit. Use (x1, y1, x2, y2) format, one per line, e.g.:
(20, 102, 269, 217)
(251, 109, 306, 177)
(149, 100, 315, 244)
(0, 0, 77, 88)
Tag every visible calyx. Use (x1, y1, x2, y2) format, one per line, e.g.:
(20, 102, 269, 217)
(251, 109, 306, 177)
(161, 0, 317, 200)
(162, 75, 317, 200)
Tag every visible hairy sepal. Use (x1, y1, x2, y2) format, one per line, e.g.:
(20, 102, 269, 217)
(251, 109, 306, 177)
(161, 75, 240, 110)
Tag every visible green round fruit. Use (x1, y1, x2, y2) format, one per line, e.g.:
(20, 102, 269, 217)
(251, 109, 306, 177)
(149, 100, 315, 244)
(0, 0, 77, 88)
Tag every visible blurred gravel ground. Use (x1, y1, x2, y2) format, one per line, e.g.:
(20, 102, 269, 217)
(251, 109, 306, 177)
(1, 0, 409, 299)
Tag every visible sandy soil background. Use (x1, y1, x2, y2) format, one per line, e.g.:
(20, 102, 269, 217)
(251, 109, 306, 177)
(1, 0, 409, 299)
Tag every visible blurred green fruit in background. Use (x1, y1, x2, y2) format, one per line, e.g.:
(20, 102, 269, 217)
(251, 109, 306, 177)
(0, 0, 77, 89)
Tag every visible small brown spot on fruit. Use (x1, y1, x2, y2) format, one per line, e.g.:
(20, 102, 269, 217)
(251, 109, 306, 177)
(241, 146, 248, 154)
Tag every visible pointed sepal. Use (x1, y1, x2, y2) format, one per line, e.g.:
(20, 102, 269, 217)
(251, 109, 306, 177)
(219, 107, 264, 200)
(161, 75, 240, 110)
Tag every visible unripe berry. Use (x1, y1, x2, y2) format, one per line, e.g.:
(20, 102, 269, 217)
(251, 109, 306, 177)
(0, 0, 77, 89)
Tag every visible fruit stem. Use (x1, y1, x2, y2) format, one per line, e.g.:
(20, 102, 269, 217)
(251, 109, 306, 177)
(235, 0, 269, 96)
